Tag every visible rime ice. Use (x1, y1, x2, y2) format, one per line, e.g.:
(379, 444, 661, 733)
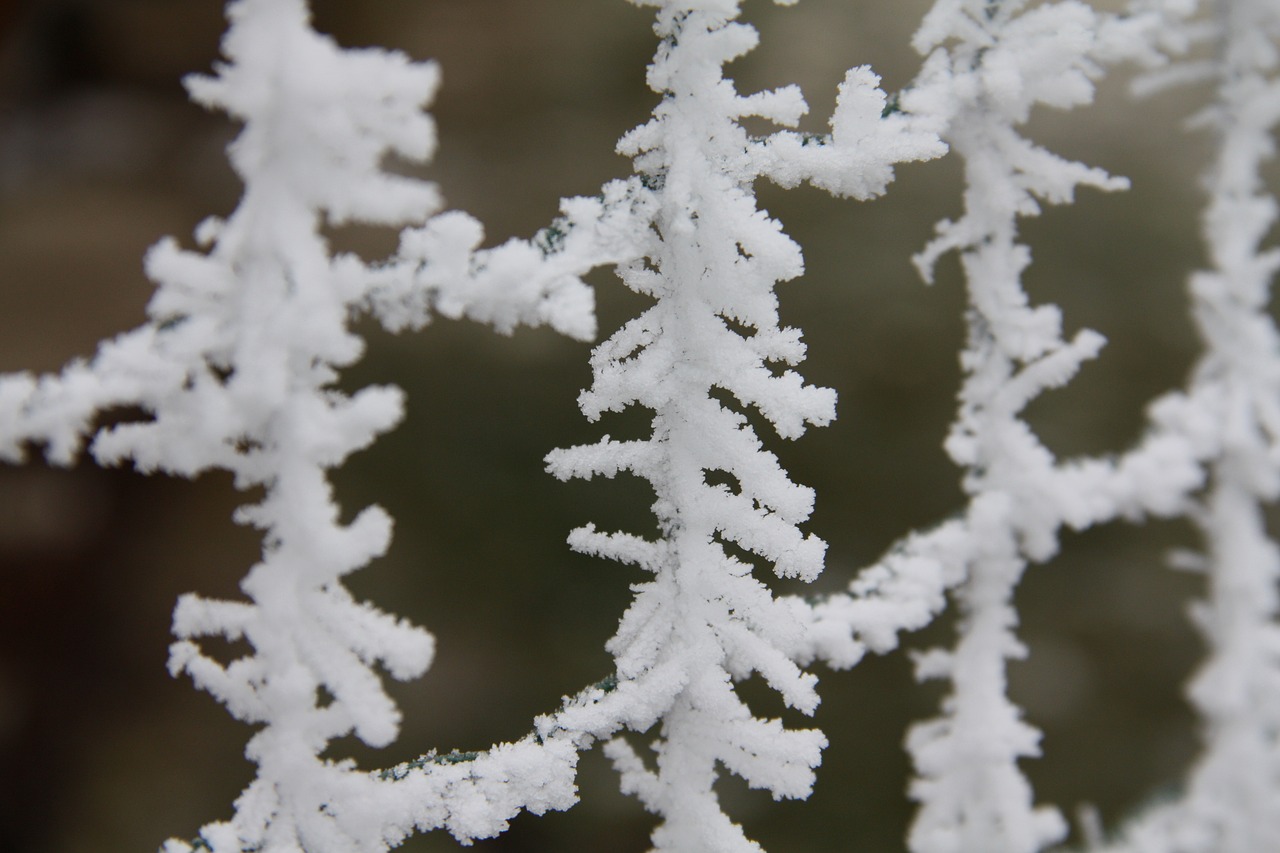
(544, 2, 940, 850)
(1, 1, 1276, 851)
(0, 0, 632, 850)
(1089, 0, 1280, 848)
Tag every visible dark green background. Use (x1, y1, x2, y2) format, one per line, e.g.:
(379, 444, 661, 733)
(0, 1, 1238, 850)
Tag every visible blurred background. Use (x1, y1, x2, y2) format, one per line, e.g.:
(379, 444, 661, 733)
(0, 0, 1242, 851)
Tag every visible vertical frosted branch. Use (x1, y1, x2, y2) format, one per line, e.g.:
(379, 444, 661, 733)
(114, 3, 447, 849)
(897, 1, 1135, 850)
(0, 0, 648, 849)
(543, 2, 940, 850)
(10, 1, 1274, 850)
(1096, 0, 1280, 848)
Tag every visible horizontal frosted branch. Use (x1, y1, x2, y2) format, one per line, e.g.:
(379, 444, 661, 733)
(0, 326, 186, 466)
(794, 519, 973, 670)
(564, 524, 667, 572)
(366, 736, 581, 844)
(371, 178, 657, 341)
(545, 434, 660, 482)
(796, 415, 1207, 672)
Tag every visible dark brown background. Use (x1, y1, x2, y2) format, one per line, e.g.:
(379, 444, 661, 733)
(0, 1, 1238, 851)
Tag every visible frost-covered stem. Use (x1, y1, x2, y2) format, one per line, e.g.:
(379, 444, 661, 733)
(889, 0, 1151, 850)
(790, 0, 1207, 676)
(0, 0, 651, 848)
(906, 137, 1085, 853)
(547, 6, 831, 848)
(1099, 0, 1280, 847)
(1172, 482, 1280, 849)
(542, 2, 940, 849)
(130, 3, 445, 849)
(1176, 9, 1280, 835)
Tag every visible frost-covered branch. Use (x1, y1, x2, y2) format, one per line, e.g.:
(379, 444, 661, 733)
(1089, 0, 1280, 849)
(896, 2, 1218, 848)
(785, 1, 1206, 850)
(12, 0, 1277, 849)
(0, 1, 653, 851)
(543, 2, 940, 849)
(365, 176, 655, 342)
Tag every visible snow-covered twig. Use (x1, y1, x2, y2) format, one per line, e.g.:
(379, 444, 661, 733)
(544, 2, 940, 849)
(790, 2, 1205, 850)
(1088, 0, 1280, 848)
(0, 2, 648, 851)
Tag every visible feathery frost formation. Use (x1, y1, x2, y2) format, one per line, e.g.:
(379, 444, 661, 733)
(5, 0, 1280, 850)
(1092, 0, 1280, 848)
(0, 0, 646, 850)
(792, 1, 1204, 851)
(902, 2, 1135, 850)
(544, 1, 940, 849)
